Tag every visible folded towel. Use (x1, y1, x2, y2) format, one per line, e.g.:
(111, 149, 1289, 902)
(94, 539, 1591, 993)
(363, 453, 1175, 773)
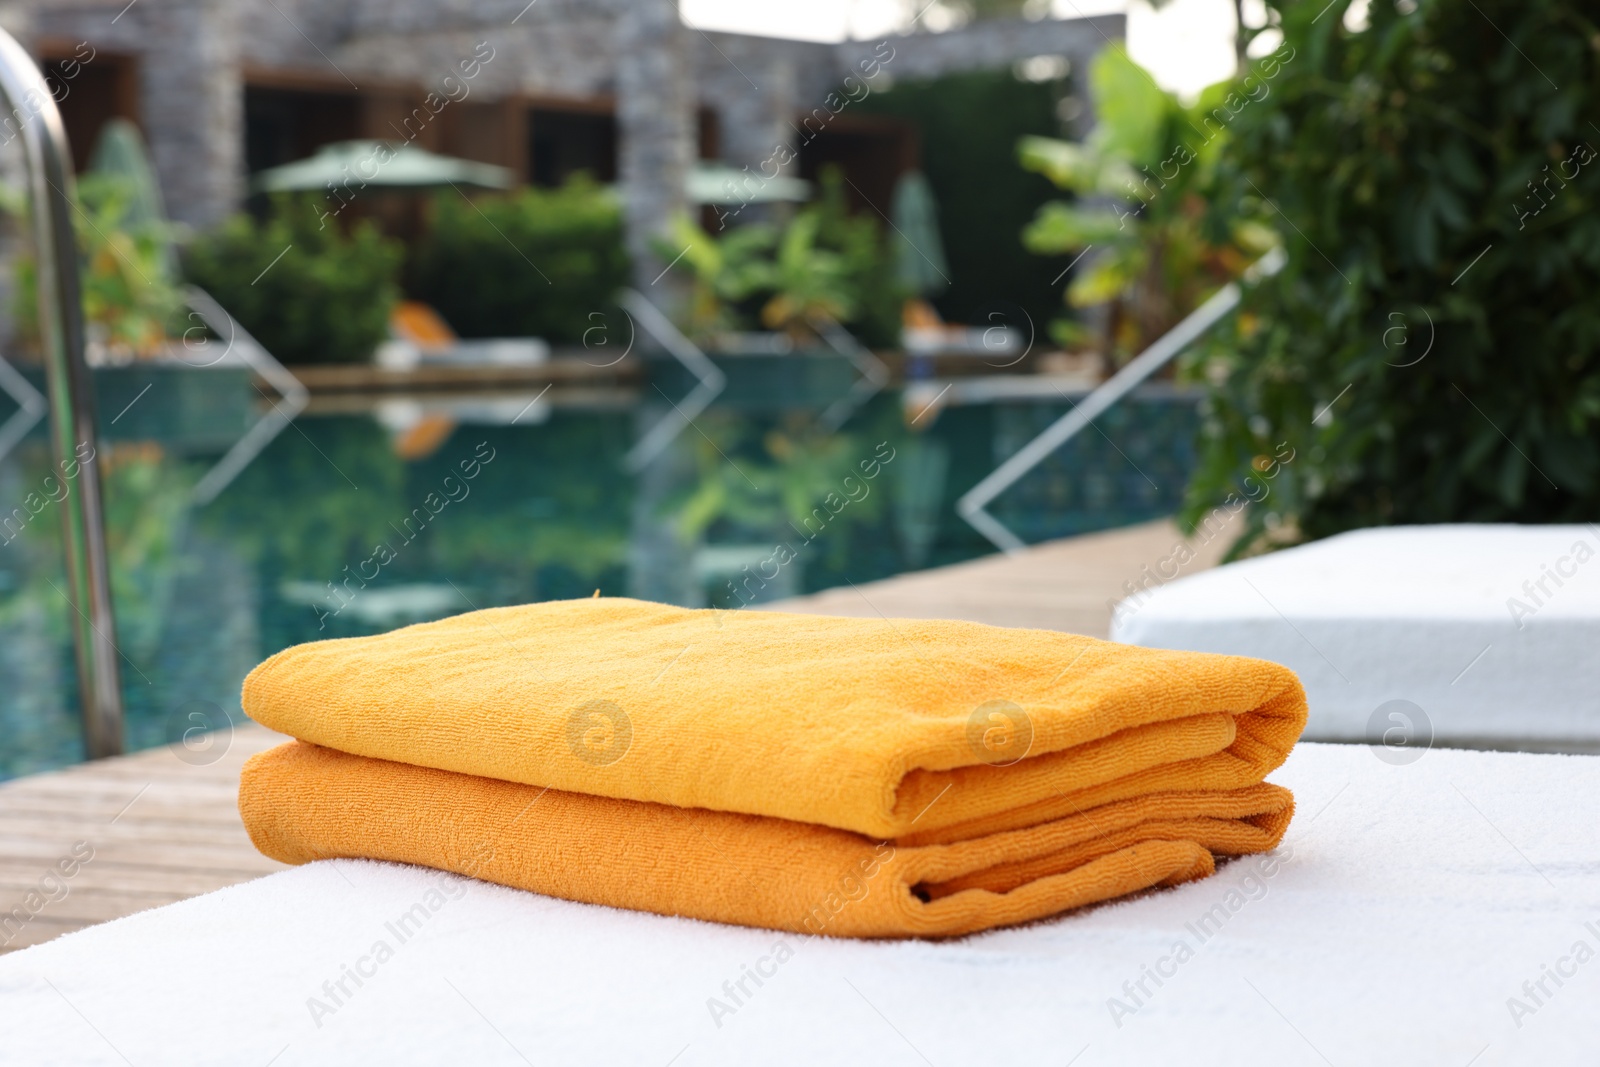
(243, 598, 1306, 843)
(240, 741, 1295, 938)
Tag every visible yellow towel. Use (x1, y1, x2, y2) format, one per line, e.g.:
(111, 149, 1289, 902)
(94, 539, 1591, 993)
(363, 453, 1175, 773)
(243, 598, 1306, 842)
(241, 741, 1295, 938)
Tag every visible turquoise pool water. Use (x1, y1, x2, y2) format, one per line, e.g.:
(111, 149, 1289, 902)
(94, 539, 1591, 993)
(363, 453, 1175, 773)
(0, 360, 1199, 778)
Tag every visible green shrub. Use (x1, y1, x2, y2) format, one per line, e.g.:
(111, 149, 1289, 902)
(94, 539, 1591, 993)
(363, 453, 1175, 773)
(1184, 0, 1600, 554)
(11, 173, 184, 357)
(408, 178, 630, 343)
(183, 198, 402, 364)
(857, 67, 1077, 332)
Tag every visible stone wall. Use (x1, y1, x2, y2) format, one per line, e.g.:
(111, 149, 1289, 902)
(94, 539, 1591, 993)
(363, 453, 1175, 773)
(138, 1, 242, 228)
(692, 32, 830, 174)
(9, 0, 1123, 246)
(26, 0, 244, 228)
(613, 0, 689, 290)
(334, 21, 618, 100)
(835, 14, 1121, 83)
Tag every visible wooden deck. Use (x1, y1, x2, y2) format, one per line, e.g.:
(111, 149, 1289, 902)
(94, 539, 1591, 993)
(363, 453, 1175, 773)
(773, 515, 1240, 637)
(0, 723, 288, 953)
(0, 517, 1232, 953)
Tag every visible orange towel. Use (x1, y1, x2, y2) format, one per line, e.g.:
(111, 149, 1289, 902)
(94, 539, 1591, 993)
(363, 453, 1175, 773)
(241, 741, 1295, 938)
(242, 598, 1306, 843)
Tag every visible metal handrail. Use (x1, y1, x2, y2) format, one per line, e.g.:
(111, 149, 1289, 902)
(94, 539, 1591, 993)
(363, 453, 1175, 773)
(0, 28, 123, 756)
(957, 247, 1286, 554)
(812, 318, 889, 433)
(619, 287, 726, 471)
(183, 286, 309, 506)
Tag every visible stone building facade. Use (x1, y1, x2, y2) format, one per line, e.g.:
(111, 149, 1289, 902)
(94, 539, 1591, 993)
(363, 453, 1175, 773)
(0, 0, 1121, 276)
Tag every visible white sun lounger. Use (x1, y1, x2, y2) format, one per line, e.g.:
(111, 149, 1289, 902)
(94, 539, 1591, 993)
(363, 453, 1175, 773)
(1111, 524, 1600, 746)
(1, 742, 1595, 1065)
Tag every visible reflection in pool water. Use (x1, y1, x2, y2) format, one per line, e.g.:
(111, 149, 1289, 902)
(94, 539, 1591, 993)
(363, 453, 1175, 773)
(0, 362, 1199, 778)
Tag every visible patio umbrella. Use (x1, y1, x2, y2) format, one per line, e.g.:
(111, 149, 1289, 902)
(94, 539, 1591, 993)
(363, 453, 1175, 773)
(890, 169, 949, 297)
(89, 119, 168, 229)
(250, 141, 515, 194)
(687, 161, 810, 206)
(88, 118, 177, 275)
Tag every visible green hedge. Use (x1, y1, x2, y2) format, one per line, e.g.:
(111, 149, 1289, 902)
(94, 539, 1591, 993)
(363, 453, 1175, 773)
(857, 68, 1075, 331)
(183, 200, 402, 365)
(1184, 0, 1600, 552)
(408, 179, 630, 343)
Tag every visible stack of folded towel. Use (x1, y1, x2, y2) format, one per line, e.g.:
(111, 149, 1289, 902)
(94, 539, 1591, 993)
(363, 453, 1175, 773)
(239, 597, 1306, 938)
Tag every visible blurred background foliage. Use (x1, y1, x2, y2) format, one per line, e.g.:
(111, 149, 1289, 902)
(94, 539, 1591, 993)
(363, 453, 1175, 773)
(409, 177, 629, 344)
(17, 0, 1590, 572)
(182, 196, 402, 364)
(7, 172, 183, 358)
(858, 67, 1076, 332)
(1021, 43, 1278, 368)
(1181, 0, 1600, 555)
(664, 168, 902, 346)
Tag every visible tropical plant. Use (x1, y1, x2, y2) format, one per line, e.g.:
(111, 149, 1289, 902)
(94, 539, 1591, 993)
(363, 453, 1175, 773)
(741, 212, 858, 335)
(666, 214, 854, 340)
(664, 169, 901, 344)
(1181, 0, 1600, 555)
(1021, 44, 1278, 369)
(665, 215, 787, 340)
(812, 169, 905, 348)
(8, 173, 184, 358)
(409, 177, 629, 343)
(183, 196, 402, 364)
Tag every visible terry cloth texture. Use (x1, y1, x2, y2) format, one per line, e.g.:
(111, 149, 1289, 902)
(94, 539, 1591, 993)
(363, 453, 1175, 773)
(242, 597, 1306, 844)
(240, 741, 1296, 938)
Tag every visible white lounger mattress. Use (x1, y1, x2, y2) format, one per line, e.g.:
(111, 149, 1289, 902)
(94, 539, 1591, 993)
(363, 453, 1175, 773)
(1111, 524, 1600, 745)
(2, 742, 1597, 1066)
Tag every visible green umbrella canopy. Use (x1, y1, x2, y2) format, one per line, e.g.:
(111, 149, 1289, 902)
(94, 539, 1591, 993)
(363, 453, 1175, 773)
(890, 169, 949, 298)
(687, 161, 810, 206)
(251, 141, 515, 194)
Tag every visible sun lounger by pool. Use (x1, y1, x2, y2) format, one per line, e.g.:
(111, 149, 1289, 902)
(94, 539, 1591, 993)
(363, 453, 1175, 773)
(1111, 524, 1600, 748)
(2, 741, 1595, 1064)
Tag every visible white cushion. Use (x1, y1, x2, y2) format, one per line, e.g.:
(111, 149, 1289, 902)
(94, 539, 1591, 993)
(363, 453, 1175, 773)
(1111, 524, 1600, 744)
(1, 743, 1595, 1064)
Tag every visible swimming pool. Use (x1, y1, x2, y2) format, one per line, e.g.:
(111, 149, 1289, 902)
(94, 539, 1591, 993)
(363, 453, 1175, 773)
(0, 359, 1199, 778)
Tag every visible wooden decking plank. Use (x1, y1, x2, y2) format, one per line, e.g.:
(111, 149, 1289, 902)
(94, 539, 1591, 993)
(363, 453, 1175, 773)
(771, 517, 1239, 637)
(0, 722, 292, 953)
